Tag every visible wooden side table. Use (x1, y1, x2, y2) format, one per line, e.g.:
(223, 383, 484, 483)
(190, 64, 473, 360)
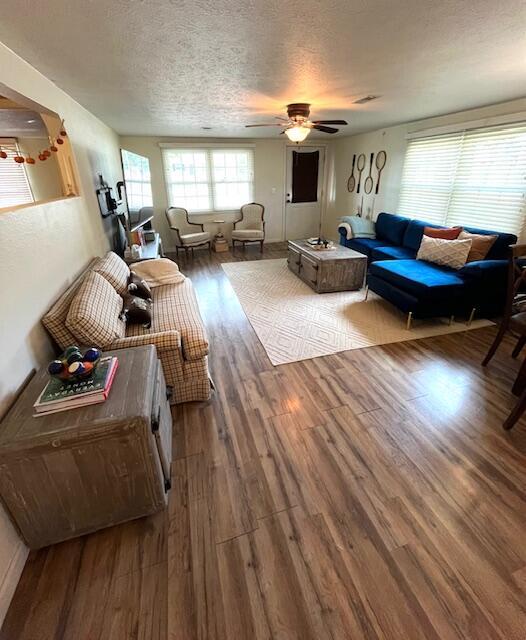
(0, 345, 172, 549)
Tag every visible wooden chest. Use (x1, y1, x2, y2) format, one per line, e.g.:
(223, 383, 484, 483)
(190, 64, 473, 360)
(287, 239, 367, 293)
(0, 345, 172, 549)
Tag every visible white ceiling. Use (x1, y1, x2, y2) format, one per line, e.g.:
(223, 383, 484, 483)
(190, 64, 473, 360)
(0, 0, 525, 138)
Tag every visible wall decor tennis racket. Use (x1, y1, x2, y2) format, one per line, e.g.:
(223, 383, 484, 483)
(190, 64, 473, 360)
(375, 150, 387, 194)
(347, 154, 357, 192)
(356, 153, 366, 193)
(364, 152, 374, 194)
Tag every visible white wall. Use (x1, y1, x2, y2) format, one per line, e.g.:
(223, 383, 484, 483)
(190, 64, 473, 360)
(323, 97, 526, 240)
(119, 136, 288, 248)
(0, 43, 122, 623)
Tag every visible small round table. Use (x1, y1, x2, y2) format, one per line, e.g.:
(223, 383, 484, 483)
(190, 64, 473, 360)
(212, 219, 229, 253)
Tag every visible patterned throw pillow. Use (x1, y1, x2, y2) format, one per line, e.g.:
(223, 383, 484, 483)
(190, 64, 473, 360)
(458, 231, 498, 262)
(93, 251, 130, 294)
(66, 271, 125, 348)
(417, 236, 472, 270)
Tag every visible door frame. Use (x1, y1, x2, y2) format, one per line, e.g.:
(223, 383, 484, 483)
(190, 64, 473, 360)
(282, 143, 329, 240)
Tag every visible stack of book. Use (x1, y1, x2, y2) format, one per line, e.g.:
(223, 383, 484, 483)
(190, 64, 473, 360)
(33, 356, 119, 417)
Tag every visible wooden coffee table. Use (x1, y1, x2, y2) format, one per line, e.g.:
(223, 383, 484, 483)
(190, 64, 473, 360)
(287, 239, 367, 293)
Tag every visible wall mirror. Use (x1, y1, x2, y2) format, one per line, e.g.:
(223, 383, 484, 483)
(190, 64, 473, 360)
(0, 83, 79, 211)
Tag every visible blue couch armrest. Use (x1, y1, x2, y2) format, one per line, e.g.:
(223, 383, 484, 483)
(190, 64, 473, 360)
(458, 259, 508, 317)
(459, 259, 507, 280)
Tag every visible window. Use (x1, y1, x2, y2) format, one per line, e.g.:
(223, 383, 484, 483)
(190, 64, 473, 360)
(121, 149, 153, 210)
(162, 147, 254, 212)
(398, 123, 526, 235)
(0, 138, 34, 209)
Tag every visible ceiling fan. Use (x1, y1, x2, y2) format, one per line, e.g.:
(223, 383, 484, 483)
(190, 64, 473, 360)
(245, 103, 348, 142)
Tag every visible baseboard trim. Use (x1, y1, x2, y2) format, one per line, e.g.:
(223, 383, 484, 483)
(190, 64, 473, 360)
(0, 540, 28, 626)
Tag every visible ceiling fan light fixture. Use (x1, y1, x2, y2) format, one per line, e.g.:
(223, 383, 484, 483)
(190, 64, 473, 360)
(285, 125, 310, 143)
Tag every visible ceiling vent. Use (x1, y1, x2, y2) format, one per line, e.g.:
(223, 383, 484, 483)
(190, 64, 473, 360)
(353, 95, 379, 105)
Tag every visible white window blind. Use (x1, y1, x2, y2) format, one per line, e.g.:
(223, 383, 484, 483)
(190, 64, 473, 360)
(162, 147, 254, 212)
(398, 123, 526, 235)
(121, 149, 153, 210)
(0, 138, 34, 209)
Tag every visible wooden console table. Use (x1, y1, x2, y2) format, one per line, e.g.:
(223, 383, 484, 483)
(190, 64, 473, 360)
(0, 345, 172, 549)
(287, 239, 367, 293)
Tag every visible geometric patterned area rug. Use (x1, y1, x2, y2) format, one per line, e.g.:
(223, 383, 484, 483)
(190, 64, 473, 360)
(222, 258, 492, 366)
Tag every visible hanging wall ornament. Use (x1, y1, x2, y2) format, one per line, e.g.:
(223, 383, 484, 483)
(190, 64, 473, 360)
(38, 151, 47, 161)
(59, 120, 67, 137)
(43, 149, 51, 158)
(0, 148, 7, 159)
(26, 155, 35, 165)
(56, 137, 64, 145)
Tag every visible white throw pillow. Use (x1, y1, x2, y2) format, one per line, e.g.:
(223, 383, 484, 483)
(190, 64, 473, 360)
(417, 236, 472, 270)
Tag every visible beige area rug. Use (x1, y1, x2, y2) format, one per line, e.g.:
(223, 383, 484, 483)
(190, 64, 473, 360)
(222, 258, 492, 366)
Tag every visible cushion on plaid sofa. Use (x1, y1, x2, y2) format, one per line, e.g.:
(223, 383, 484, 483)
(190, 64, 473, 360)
(42, 257, 101, 349)
(93, 251, 130, 294)
(66, 271, 125, 348)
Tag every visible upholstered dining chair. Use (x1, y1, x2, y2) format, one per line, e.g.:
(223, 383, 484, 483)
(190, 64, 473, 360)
(232, 202, 265, 252)
(165, 207, 212, 258)
(482, 243, 526, 429)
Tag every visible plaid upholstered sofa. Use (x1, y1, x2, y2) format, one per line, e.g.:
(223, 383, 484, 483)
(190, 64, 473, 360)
(42, 252, 211, 404)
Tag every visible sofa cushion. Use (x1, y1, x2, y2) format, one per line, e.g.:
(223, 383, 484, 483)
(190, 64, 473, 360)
(93, 251, 130, 294)
(125, 278, 209, 361)
(463, 225, 516, 260)
(180, 232, 210, 246)
(459, 230, 498, 262)
(375, 212, 410, 246)
(346, 238, 387, 257)
(369, 260, 465, 299)
(42, 257, 101, 349)
(371, 245, 416, 261)
(402, 219, 445, 251)
(417, 236, 472, 270)
(66, 271, 125, 348)
(424, 226, 462, 240)
(232, 229, 264, 240)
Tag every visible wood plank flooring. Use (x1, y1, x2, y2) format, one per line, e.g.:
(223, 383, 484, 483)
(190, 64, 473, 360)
(3, 242, 526, 639)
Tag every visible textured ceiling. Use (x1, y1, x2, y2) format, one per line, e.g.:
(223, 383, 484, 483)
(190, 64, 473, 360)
(0, 0, 525, 138)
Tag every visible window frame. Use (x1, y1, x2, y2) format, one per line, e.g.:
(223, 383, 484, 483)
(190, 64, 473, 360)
(161, 144, 255, 214)
(397, 122, 526, 236)
(0, 137, 34, 210)
(120, 148, 153, 211)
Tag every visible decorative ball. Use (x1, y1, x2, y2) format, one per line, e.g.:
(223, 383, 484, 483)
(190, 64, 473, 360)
(48, 360, 64, 375)
(38, 153, 47, 161)
(83, 347, 101, 362)
(60, 130, 67, 137)
(66, 351, 83, 365)
(43, 150, 51, 158)
(68, 361, 85, 375)
(50, 145, 58, 153)
(63, 345, 80, 359)
(14, 156, 25, 163)
(56, 138, 64, 145)
(0, 150, 7, 159)
(26, 157, 35, 165)
(83, 362, 94, 375)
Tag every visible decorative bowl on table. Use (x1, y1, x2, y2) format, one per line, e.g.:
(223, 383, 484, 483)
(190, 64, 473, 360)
(47, 346, 102, 384)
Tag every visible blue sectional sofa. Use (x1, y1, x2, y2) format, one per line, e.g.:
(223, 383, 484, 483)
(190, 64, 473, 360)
(338, 212, 516, 320)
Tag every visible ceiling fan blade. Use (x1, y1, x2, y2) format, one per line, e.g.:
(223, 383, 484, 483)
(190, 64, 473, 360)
(312, 119, 348, 125)
(245, 123, 284, 128)
(313, 125, 339, 134)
